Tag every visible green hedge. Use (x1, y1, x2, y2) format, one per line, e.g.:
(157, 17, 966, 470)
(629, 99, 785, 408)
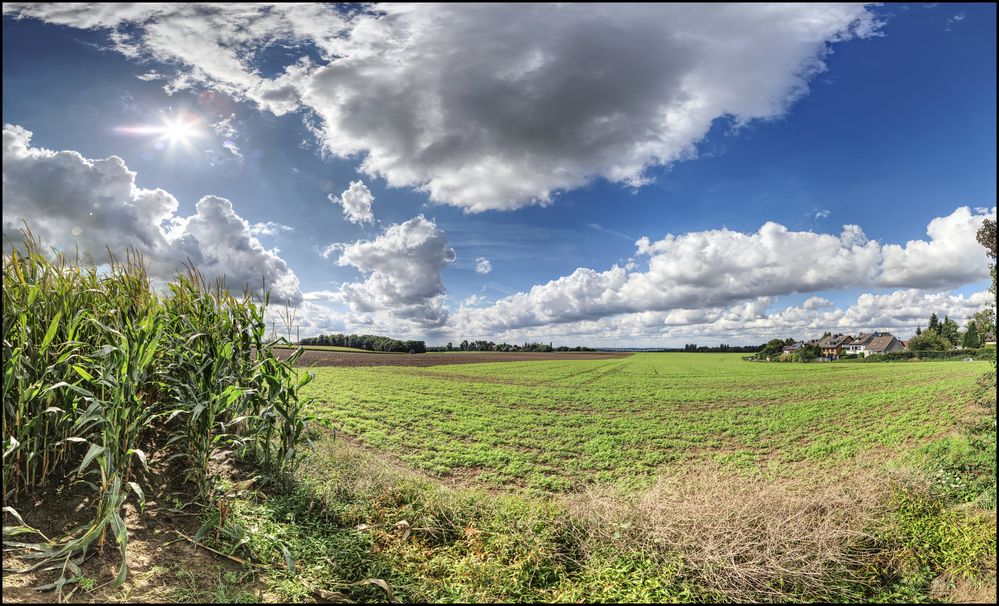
(844, 349, 992, 363)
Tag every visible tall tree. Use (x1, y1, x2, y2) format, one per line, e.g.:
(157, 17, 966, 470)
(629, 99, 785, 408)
(928, 313, 940, 332)
(976, 217, 996, 366)
(908, 329, 950, 352)
(940, 315, 960, 346)
(962, 321, 981, 349)
(973, 308, 995, 339)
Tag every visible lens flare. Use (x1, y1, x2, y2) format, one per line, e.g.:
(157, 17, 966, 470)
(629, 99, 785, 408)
(115, 112, 204, 152)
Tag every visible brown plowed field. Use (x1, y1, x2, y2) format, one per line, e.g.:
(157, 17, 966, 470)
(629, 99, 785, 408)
(275, 348, 632, 367)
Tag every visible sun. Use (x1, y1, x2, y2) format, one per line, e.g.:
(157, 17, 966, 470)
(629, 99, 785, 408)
(114, 112, 204, 152)
(162, 117, 197, 144)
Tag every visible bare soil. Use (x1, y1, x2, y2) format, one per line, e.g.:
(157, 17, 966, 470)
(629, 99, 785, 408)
(1, 453, 266, 604)
(278, 349, 631, 368)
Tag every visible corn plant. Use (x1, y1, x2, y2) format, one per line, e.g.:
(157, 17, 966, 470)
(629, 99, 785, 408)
(2, 229, 313, 594)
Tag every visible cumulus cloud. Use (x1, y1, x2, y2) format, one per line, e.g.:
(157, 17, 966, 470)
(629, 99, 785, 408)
(3, 3, 881, 211)
(2, 123, 302, 304)
(456, 289, 991, 346)
(801, 296, 834, 310)
(454, 207, 995, 335)
(475, 258, 492, 274)
(332, 216, 455, 328)
(878, 206, 994, 288)
(329, 180, 375, 224)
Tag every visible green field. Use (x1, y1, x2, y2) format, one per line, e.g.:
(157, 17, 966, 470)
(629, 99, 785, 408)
(304, 353, 989, 491)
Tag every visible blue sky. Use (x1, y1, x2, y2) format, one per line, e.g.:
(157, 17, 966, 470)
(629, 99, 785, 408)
(2, 4, 995, 346)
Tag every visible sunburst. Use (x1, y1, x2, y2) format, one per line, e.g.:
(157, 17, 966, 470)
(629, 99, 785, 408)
(115, 112, 204, 152)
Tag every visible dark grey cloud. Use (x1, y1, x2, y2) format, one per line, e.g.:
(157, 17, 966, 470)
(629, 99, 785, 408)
(4, 3, 880, 210)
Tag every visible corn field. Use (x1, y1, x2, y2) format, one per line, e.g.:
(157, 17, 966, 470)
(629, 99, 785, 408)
(1, 230, 312, 590)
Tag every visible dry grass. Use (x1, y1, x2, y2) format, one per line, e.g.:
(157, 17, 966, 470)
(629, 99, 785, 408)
(572, 465, 892, 602)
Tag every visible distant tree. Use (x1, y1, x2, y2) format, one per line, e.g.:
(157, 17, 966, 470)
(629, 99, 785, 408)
(907, 329, 951, 352)
(758, 339, 786, 359)
(973, 308, 995, 339)
(962, 321, 981, 349)
(794, 343, 821, 362)
(928, 313, 940, 333)
(940, 315, 960, 346)
(821, 331, 832, 339)
(915, 326, 922, 336)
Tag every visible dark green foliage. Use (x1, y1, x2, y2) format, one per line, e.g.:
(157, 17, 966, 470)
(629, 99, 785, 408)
(906, 328, 952, 352)
(846, 349, 990, 362)
(962, 321, 981, 349)
(682, 343, 762, 352)
(300, 333, 426, 353)
(428, 340, 561, 352)
(940, 316, 960, 346)
(757, 338, 787, 359)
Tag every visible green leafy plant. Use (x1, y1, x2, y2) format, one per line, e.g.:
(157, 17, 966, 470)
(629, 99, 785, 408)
(2, 228, 312, 593)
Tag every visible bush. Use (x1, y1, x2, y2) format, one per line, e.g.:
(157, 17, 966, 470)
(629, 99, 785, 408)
(851, 350, 985, 362)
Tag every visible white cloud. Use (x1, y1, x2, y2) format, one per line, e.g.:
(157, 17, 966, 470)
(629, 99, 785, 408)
(801, 296, 833, 310)
(814, 209, 831, 220)
(211, 114, 238, 138)
(454, 207, 995, 335)
(136, 70, 164, 81)
(475, 258, 492, 274)
(452, 289, 991, 346)
(878, 206, 994, 288)
(301, 290, 342, 303)
(250, 221, 294, 237)
(3, 3, 881, 211)
(222, 139, 243, 159)
(333, 215, 455, 328)
(2, 123, 302, 305)
(329, 180, 375, 224)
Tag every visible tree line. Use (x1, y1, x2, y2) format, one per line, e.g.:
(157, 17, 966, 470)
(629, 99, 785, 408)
(300, 333, 427, 353)
(909, 309, 995, 351)
(682, 343, 762, 353)
(425, 340, 594, 352)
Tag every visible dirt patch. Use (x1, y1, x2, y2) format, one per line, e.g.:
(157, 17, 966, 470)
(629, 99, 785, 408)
(278, 349, 631, 368)
(1, 454, 265, 604)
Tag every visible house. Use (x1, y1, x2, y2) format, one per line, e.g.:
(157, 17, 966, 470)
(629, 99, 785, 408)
(818, 334, 853, 358)
(864, 334, 906, 357)
(782, 342, 804, 354)
(983, 332, 997, 347)
(780, 341, 804, 360)
(845, 332, 891, 356)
